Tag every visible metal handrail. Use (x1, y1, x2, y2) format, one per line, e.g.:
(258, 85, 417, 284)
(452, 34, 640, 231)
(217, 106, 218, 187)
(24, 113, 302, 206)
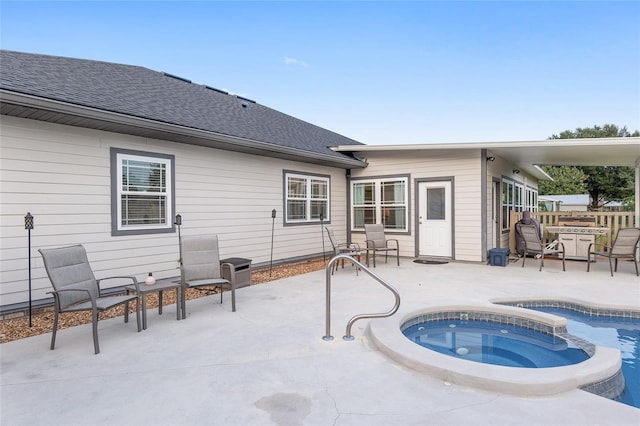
(323, 254, 401, 341)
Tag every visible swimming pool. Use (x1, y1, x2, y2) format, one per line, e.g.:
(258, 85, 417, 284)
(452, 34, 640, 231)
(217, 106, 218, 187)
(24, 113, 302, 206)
(521, 305, 640, 409)
(403, 319, 589, 368)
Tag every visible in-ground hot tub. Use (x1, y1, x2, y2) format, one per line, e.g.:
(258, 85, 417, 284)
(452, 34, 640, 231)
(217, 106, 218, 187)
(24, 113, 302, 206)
(368, 302, 623, 397)
(403, 318, 589, 368)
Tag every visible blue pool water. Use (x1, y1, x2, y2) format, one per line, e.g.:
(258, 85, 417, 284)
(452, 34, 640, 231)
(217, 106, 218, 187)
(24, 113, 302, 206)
(403, 320, 589, 368)
(529, 307, 640, 409)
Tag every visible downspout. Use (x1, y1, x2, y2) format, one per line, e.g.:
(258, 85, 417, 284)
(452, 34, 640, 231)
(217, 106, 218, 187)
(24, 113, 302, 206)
(481, 149, 488, 262)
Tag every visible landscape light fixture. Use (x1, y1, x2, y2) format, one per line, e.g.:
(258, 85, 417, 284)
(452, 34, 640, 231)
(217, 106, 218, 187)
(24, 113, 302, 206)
(269, 209, 276, 277)
(25, 212, 34, 327)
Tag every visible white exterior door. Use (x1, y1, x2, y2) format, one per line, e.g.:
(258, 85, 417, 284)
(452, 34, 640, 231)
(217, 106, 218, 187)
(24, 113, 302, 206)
(418, 181, 452, 257)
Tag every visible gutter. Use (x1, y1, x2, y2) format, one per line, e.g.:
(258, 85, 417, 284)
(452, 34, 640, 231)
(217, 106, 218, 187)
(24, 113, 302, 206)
(1, 90, 368, 169)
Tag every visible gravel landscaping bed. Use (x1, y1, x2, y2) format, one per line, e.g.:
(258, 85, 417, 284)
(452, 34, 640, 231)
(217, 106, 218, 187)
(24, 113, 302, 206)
(0, 257, 327, 343)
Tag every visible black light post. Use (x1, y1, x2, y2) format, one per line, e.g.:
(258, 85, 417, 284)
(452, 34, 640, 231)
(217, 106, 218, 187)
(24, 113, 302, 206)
(320, 212, 326, 264)
(175, 214, 182, 264)
(269, 209, 276, 277)
(24, 212, 34, 327)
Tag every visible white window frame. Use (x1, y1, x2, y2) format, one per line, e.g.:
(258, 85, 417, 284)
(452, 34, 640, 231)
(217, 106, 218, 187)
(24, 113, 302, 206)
(351, 176, 409, 232)
(111, 148, 175, 236)
(501, 178, 514, 231)
(526, 186, 538, 212)
(284, 171, 330, 224)
(514, 182, 524, 212)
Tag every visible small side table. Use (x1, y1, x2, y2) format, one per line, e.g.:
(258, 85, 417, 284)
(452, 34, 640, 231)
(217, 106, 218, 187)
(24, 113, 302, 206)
(125, 279, 181, 330)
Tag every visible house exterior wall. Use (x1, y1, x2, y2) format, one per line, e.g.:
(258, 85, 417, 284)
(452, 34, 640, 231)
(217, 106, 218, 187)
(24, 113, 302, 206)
(1, 116, 348, 306)
(349, 149, 483, 262)
(486, 152, 540, 250)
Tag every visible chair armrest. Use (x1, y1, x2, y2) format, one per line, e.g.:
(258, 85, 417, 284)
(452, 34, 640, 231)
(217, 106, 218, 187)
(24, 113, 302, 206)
(97, 276, 139, 295)
(387, 239, 399, 249)
(365, 239, 377, 249)
(47, 288, 92, 298)
(47, 288, 96, 310)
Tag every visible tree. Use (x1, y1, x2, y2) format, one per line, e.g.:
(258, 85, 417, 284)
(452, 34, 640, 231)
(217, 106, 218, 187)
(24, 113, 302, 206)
(544, 124, 639, 210)
(537, 166, 587, 195)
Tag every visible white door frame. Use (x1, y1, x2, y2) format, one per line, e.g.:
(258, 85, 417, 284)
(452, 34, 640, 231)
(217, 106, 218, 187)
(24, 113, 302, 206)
(415, 178, 454, 258)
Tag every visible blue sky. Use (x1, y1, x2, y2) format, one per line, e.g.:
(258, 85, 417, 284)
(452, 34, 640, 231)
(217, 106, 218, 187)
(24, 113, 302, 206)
(2, 1, 639, 144)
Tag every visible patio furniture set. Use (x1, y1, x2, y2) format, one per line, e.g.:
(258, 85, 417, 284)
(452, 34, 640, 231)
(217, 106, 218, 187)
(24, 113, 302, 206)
(325, 224, 400, 275)
(35, 224, 638, 355)
(516, 224, 640, 276)
(38, 235, 247, 354)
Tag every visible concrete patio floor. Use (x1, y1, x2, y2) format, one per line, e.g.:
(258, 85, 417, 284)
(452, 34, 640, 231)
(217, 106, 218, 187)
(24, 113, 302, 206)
(1, 257, 639, 425)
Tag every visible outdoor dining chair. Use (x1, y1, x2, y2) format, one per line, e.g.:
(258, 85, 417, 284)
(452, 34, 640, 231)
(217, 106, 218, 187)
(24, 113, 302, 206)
(516, 223, 566, 272)
(364, 224, 400, 267)
(325, 227, 361, 274)
(587, 227, 640, 276)
(39, 245, 141, 354)
(179, 235, 236, 318)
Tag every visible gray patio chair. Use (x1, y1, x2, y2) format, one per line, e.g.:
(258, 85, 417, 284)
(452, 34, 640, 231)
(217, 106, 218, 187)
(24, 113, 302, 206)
(587, 227, 640, 276)
(325, 227, 361, 274)
(180, 235, 236, 318)
(516, 223, 565, 272)
(364, 224, 400, 267)
(39, 245, 141, 354)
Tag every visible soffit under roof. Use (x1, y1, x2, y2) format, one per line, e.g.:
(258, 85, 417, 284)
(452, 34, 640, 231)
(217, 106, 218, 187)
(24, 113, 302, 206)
(334, 138, 640, 179)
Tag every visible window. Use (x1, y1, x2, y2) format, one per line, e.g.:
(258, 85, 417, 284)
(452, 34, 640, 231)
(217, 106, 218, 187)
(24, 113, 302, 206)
(526, 186, 538, 212)
(501, 179, 514, 230)
(502, 178, 539, 230)
(514, 183, 524, 212)
(111, 148, 175, 235)
(352, 177, 408, 231)
(284, 172, 329, 223)
(427, 187, 445, 220)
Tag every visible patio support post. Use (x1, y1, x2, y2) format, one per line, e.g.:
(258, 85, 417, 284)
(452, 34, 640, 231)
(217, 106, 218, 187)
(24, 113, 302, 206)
(634, 165, 640, 261)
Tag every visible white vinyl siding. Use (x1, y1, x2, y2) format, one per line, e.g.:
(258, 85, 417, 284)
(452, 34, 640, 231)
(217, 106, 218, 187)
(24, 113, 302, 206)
(0, 117, 348, 306)
(349, 150, 482, 262)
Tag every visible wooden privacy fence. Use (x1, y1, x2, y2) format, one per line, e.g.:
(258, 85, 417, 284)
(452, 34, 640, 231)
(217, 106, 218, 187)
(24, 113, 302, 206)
(509, 211, 637, 253)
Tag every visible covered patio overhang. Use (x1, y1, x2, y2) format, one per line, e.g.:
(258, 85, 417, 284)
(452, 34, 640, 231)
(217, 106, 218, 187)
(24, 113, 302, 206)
(333, 137, 640, 226)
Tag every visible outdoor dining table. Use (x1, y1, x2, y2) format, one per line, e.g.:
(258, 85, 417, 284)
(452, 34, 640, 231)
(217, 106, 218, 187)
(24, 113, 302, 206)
(125, 279, 181, 330)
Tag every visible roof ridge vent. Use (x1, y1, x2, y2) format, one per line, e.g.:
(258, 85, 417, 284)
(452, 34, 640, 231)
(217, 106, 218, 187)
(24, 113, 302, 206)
(162, 72, 192, 83)
(204, 85, 228, 95)
(235, 95, 256, 104)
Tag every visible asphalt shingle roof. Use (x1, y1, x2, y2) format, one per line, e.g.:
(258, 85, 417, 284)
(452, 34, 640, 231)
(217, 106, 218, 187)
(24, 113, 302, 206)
(0, 50, 363, 158)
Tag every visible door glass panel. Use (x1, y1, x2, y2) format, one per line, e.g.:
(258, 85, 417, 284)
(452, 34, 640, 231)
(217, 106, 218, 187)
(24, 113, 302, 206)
(427, 187, 445, 220)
